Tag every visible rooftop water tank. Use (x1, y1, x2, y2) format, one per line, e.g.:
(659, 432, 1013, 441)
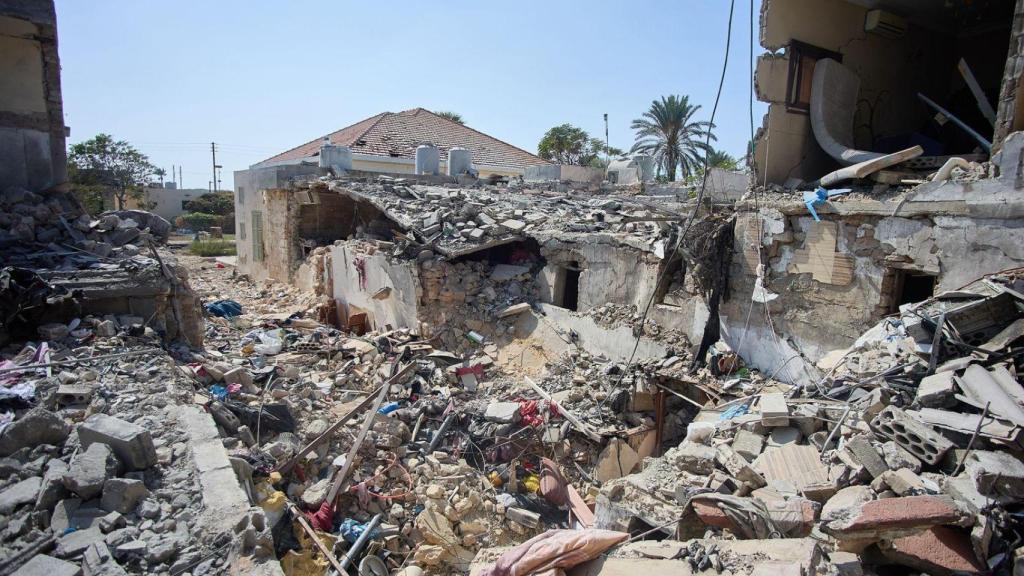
(447, 147, 472, 176)
(319, 142, 353, 172)
(416, 144, 440, 175)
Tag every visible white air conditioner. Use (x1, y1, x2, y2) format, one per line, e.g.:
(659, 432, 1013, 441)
(865, 9, 906, 39)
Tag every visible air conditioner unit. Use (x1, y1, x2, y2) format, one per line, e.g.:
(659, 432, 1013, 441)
(865, 9, 906, 39)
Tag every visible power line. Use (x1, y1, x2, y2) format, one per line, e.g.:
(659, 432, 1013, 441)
(615, 0, 737, 387)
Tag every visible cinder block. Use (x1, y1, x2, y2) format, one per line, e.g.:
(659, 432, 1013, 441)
(77, 414, 157, 471)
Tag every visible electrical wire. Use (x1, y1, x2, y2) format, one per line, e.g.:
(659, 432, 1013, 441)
(615, 0, 737, 388)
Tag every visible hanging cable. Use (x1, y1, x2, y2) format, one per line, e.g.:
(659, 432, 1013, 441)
(614, 0, 737, 388)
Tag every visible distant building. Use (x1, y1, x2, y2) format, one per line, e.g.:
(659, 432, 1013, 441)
(126, 185, 210, 223)
(253, 108, 548, 179)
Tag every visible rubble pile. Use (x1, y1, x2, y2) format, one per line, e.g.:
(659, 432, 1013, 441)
(0, 187, 171, 263)
(307, 175, 684, 256)
(588, 269, 1024, 576)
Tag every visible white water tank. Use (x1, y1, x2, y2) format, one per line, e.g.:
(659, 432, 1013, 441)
(415, 144, 439, 175)
(320, 142, 353, 172)
(447, 147, 472, 176)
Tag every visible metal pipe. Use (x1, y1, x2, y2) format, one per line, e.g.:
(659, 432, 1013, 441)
(917, 93, 992, 152)
(427, 412, 456, 454)
(819, 405, 851, 457)
(336, 513, 383, 573)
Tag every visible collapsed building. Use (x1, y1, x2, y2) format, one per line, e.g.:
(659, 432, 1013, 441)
(2, 0, 1024, 575)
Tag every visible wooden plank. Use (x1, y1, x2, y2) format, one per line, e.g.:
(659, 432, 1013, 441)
(566, 484, 595, 528)
(819, 145, 923, 186)
(959, 58, 997, 126)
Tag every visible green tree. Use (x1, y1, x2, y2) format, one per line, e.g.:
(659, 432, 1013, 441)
(630, 95, 715, 181)
(434, 111, 465, 125)
(706, 148, 739, 170)
(537, 124, 621, 167)
(68, 134, 157, 209)
(184, 192, 234, 215)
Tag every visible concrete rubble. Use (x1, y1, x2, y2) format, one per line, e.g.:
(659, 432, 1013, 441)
(1, 176, 1023, 576)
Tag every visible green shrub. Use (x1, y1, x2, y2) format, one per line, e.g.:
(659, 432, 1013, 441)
(176, 212, 220, 232)
(188, 239, 236, 257)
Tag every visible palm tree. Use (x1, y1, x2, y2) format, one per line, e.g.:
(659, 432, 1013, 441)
(706, 148, 739, 170)
(630, 95, 715, 181)
(434, 111, 465, 125)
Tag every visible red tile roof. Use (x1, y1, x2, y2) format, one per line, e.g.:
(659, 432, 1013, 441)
(259, 108, 549, 170)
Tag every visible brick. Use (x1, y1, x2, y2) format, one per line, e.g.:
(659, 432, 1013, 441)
(825, 495, 964, 541)
(882, 526, 983, 576)
(692, 500, 736, 530)
(77, 414, 157, 471)
(760, 393, 789, 427)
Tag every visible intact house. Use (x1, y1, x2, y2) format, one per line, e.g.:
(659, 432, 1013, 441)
(250, 107, 548, 180)
(231, 1, 1024, 388)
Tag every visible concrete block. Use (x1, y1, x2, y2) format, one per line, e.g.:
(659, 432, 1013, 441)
(760, 393, 789, 427)
(100, 478, 151, 513)
(821, 485, 874, 522)
(881, 441, 922, 474)
(732, 429, 764, 461)
(880, 468, 926, 496)
(871, 406, 953, 465)
(55, 526, 105, 558)
(768, 427, 802, 447)
(498, 219, 526, 233)
(11, 554, 82, 576)
(64, 443, 120, 500)
(965, 450, 1024, 499)
(0, 408, 70, 456)
(78, 413, 157, 471)
(715, 444, 766, 488)
(917, 371, 956, 407)
(844, 435, 889, 479)
(670, 442, 717, 475)
(484, 402, 520, 424)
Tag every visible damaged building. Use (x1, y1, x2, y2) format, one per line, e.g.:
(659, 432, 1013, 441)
(4, 0, 1024, 575)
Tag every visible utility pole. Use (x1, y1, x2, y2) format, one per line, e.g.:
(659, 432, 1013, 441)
(603, 113, 610, 161)
(211, 142, 218, 192)
(178, 166, 183, 189)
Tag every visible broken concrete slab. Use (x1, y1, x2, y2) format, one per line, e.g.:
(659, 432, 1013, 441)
(78, 413, 158, 471)
(0, 408, 70, 456)
(484, 401, 521, 424)
(669, 442, 717, 475)
(753, 444, 830, 493)
(964, 450, 1024, 499)
(880, 526, 983, 576)
(732, 429, 764, 461)
(100, 478, 151, 514)
(916, 371, 956, 407)
(821, 485, 874, 522)
(10, 554, 82, 576)
(823, 495, 965, 541)
(0, 476, 42, 514)
(55, 526, 106, 559)
(595, 438, 640, 483)
(64, 443, 121, 500)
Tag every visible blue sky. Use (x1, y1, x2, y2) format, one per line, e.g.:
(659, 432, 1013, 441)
(55, 0, 766, 190)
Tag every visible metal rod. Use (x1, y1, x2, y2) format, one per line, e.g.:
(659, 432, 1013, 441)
(0, 348, 162, 374)
(427, 411, 456, 454)
(953, 401, 991, 476)
(336, 513, 383, 572)
(917, 93, 992, 152)
(820, 405, 851, 457)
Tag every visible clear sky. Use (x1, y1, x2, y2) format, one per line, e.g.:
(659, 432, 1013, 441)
(55, 0, 766, 190)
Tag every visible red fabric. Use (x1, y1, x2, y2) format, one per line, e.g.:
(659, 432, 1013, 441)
(305, 501, 334, 532)
(538, 458, 568, 506)
(518, 400, 543, 427)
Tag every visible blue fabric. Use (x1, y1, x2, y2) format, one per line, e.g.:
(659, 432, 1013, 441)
(339, 518, 381, 543)
(205, 299, 243, 318)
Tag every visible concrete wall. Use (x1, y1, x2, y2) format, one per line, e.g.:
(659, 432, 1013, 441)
(327, 244, 420, 331)
(131, 187, 206, 223)
(524, 164, 604, 183)
(0, 2, 66, 192)
(706, 168, 750, 202)
(233, 164, 321, 280)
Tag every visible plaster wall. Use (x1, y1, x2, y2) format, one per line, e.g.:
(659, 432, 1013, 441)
(327, 244, 420, 331)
